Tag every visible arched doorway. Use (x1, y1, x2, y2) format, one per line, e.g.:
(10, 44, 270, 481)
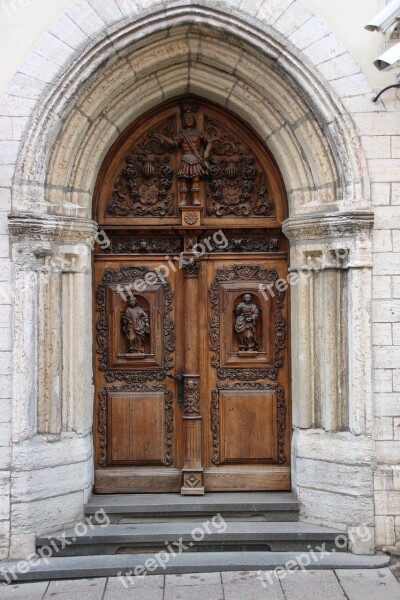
(92, 96, 291, 494)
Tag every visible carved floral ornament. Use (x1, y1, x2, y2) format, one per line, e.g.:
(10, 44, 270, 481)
(104, 98, 276, 218)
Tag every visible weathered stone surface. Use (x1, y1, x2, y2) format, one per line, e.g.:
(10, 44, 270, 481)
(296, 458, 373, 496)
(293, 430, 373, 465)
(12, 435, 92, 471)
(11, 459, 93, 503)
(299, 488, 374, 528)
(11, 491, 85, 534)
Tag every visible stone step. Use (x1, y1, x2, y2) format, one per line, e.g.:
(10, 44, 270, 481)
(36, 521, 347, 556)
(0, 552, 390, 583)
(86, 492, 300, 522)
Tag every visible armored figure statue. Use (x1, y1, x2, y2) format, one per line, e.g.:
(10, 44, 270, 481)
(121, 295, 150, 354)
(155, 100, 212, 206)
(235, 293, 260, 352)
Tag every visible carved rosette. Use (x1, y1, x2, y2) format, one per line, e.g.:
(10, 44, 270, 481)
(209, 264, 286, 381)
(96, 266, 174, 383)
(182, 259, 200, 278)
(98, 384, 173, 467)
(210, 382, 286, 465)
(183, 377, 200, 416)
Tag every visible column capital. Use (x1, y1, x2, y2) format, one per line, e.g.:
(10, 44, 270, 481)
(282, 210, 374, 241)
(8, 213, 98, 245)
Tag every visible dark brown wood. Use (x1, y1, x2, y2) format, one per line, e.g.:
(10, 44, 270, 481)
(93, 95, 290, 494)
(181, 257, 204, 495)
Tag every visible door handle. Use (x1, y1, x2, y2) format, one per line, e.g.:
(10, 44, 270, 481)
(166, 370, 184, 407)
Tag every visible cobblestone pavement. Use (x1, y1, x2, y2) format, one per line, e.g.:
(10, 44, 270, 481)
(0, 568, 400, 599)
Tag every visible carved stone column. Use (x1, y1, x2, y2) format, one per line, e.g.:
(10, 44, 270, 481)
(181, 258, 204, 495)
(282, 210, 374, 435)
(282, 210, 375, 554)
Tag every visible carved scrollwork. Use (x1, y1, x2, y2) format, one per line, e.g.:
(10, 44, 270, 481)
(98, 389, 107, 468)
(210, 388, 220, 464)
(102, 237, 182, 254)
(205, 118, 275, 217)
(96, 266, 174, 382)
(206, 236, 280, 253)
(98, 384, 173, 467)
(106, 117, 176, 217)
(209, 265, 286, 381)
(210, 382, 286, 465)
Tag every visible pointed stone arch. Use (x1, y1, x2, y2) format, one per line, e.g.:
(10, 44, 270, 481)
(4, 0, 375, 558)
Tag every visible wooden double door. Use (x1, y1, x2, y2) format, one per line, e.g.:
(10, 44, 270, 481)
(92, 95, 290, 494)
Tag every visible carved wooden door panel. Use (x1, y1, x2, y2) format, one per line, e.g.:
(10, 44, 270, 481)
(93, 95, 290, 493)
(200, 257, 290, 491)
(93, 257, 183, 493)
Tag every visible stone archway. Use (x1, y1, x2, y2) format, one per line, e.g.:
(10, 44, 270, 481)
(6, 1, 374, 558)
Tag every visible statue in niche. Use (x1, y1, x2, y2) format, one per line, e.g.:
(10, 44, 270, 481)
(155, 99, 212, 206)
(235, 293, 260, 352)
(121, 295, 150, 354)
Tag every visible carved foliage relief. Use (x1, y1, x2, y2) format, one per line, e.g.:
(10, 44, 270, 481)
(102, 99, 276, 219)
(205, 117, 274, 217)
(106, 117, 176, 217)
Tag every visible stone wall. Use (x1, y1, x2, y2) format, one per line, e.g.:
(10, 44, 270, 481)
(0, 0, 398, 559)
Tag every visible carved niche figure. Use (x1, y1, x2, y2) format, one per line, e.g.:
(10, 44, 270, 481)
(234, 293, 260, 352)
(121, 296, 150, 354)
(155, 100, 212, 206)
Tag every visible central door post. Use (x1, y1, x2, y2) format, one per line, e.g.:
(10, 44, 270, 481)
(180, 230, 205, 495)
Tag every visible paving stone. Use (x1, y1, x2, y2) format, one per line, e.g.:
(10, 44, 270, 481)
(104, 586, 163, 600)
(279, 570, 347, 600)
(0, 581, 48, 599)
(106, 574, 164, 589)
(224, 579, 285, 599)
(44, 577, 106, 598)
(336, 568, 400, 600)
(164, 583, 224, 600)
(222, 570, 270, 583)
(165, 571, 221, 586)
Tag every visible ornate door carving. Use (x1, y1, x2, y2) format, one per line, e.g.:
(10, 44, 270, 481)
(93, 96, 290, 493)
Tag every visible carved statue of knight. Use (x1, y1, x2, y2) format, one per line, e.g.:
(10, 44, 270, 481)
(155, 99, 212, 206)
